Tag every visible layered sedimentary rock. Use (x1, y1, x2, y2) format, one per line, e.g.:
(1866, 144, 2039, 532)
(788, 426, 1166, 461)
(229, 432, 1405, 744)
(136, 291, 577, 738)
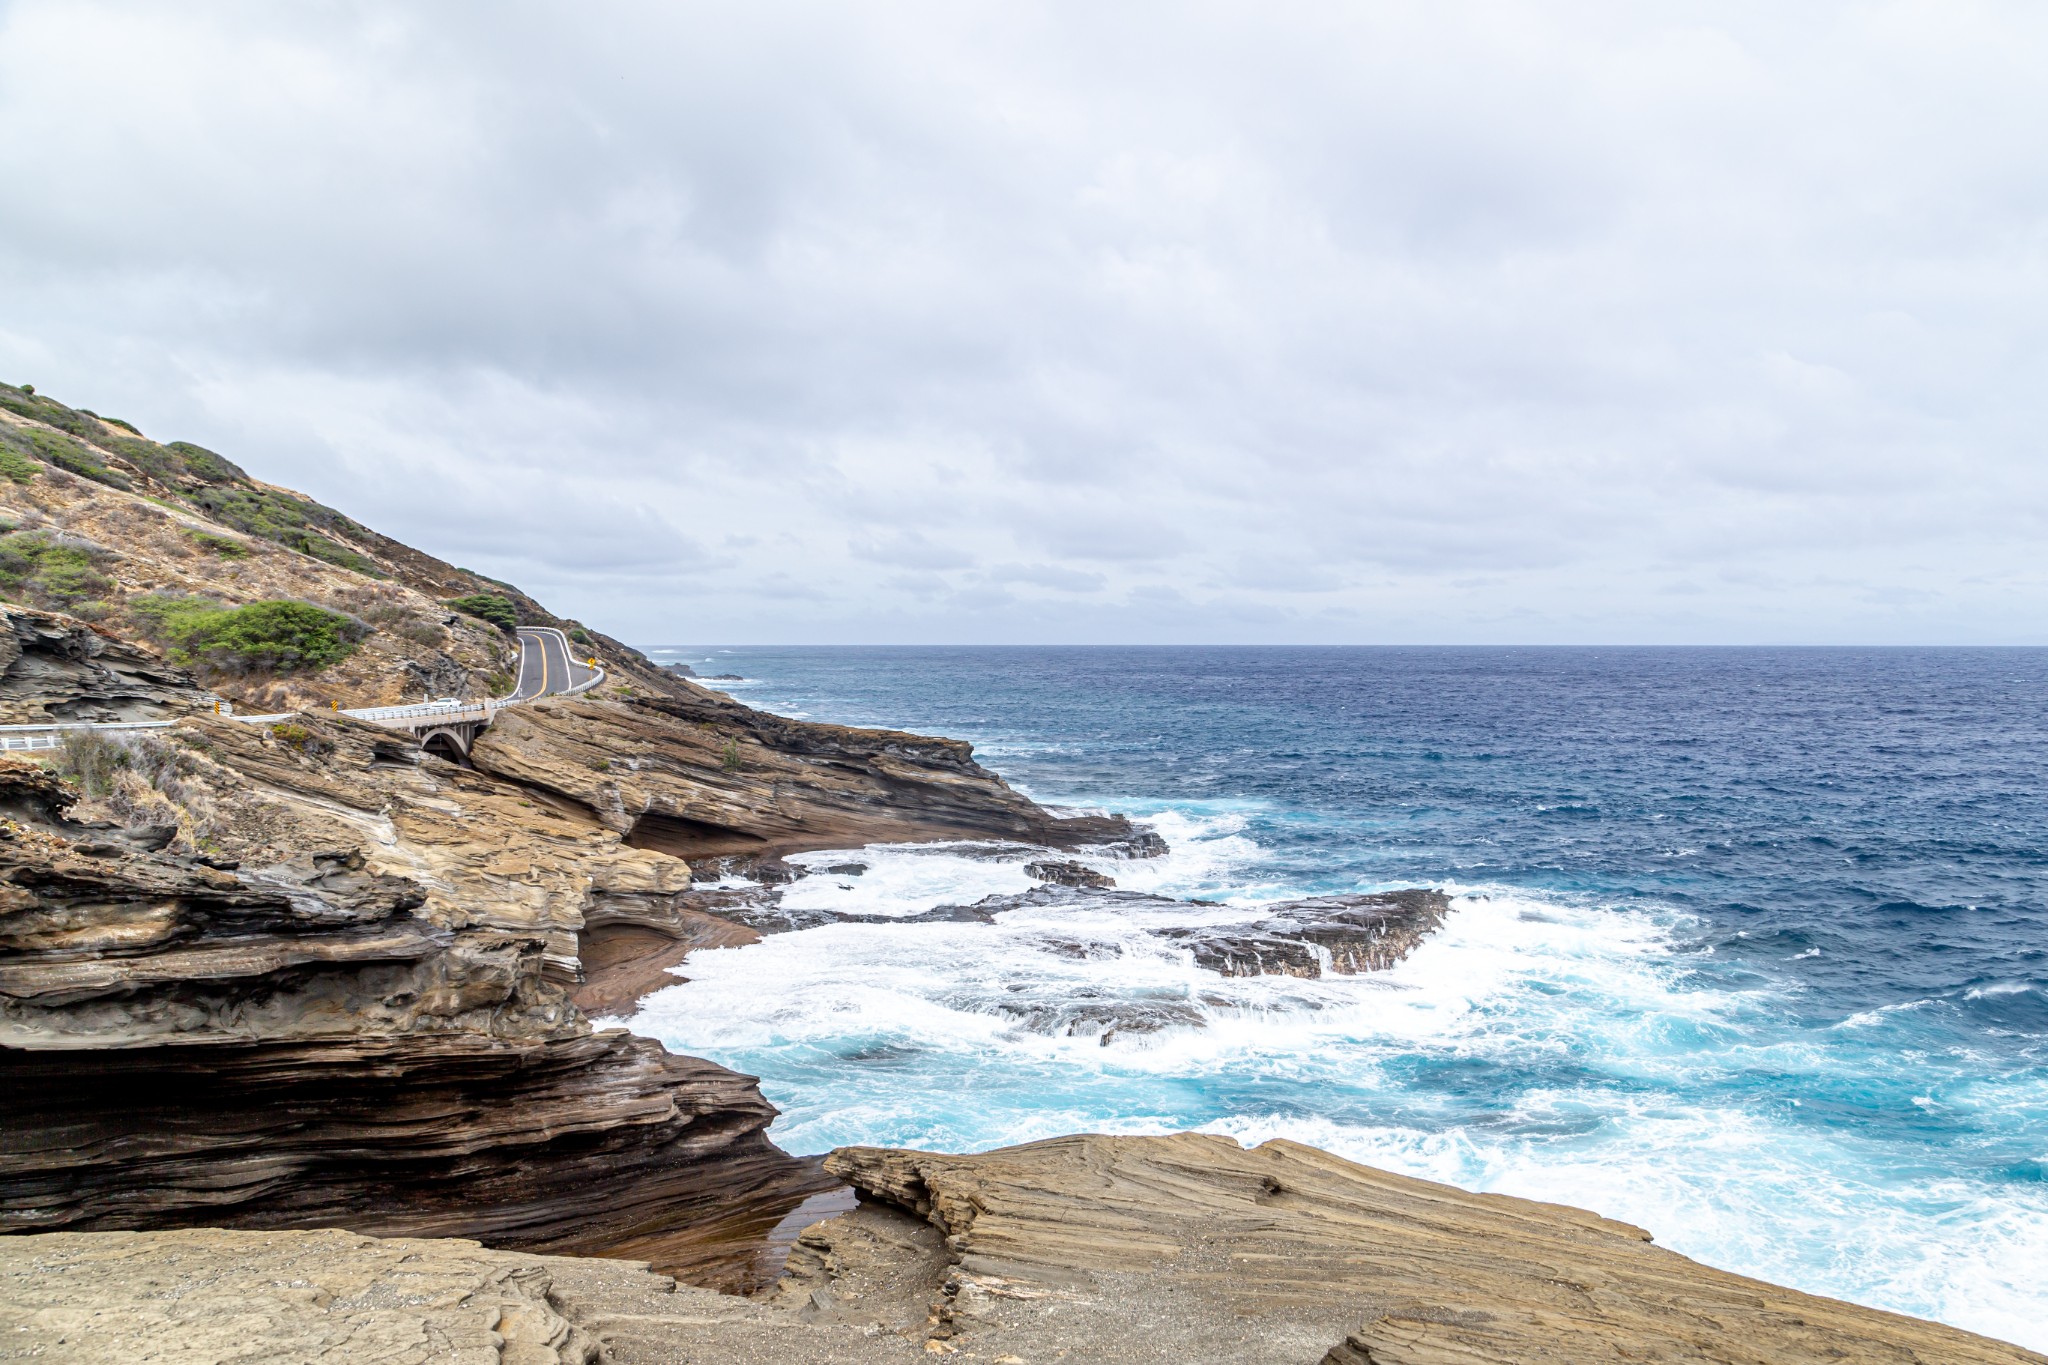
(0, 647, 1140, 1273)
(0, 604, 206, 722)
(5, 1136, 2037, 1364)
(474, 690, 1146, 861)
(797, 1134, 2042, 1364)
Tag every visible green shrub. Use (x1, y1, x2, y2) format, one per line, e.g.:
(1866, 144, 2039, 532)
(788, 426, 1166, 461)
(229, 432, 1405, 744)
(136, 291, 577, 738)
(102, 436, 178, 483)
(183, 529, 249, 558)
(0, 531, 117, 608)
(102, 417, 140, 435)
(177, 484, 377, 575)
(268, 722, 329, 756)
(24, 429, 131, 490)
(289, 532, 383, 577)
(165, 441, 246, 484)
(130, 595, 367, 674)
(0, 446, 36, 484)
(446, 593, 518, 632)
(128, 592, 228, 643)
(189, 601, 367, 673)
(568, 626, 589, 643)
(722, 738, 743, 772)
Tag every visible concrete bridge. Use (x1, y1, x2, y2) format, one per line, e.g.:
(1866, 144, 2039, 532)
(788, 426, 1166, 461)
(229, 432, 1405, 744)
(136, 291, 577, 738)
(0, 626, 605, 762)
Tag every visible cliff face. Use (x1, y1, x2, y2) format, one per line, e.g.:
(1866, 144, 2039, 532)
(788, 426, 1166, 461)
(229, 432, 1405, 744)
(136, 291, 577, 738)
(0, 387, 1150, 1278)
(0, 672, 1138, 1271)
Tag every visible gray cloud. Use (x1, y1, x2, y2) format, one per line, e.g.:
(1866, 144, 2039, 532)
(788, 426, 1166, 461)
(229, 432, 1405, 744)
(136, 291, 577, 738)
(1, 1, 2044, 643)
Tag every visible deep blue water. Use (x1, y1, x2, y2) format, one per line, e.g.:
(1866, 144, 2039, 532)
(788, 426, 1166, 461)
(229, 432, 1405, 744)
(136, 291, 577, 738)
(630, 646, 2048, 1345)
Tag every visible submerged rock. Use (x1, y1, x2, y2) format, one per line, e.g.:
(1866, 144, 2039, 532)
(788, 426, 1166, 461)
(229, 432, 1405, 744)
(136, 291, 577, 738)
(1024, 858, 1116, 889)
(1158, 889, 1451, 978)
(992, 993, 1207, 1045)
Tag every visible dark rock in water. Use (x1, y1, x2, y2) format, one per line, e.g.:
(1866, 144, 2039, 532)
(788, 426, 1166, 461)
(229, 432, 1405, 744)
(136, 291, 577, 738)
(992, 992, 1207, 1045)
(703, 673, 745, 681)
(942, 841, 1045, 862)
(1157, 889, 1451, 979)
(1024, 859, 1115, 890)
(1103, 828, 1170, 859)
(688, 853, 808, 885)
(1054, 822, 1167, 859)
(701, 896, 840, 935)
(822, 862, 868, 876)
(950, 884, 1200, 915)
(661, 662, 699, 678)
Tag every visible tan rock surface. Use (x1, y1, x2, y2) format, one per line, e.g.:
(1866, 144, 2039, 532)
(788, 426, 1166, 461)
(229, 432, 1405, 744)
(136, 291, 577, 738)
(4, 1136, 2037, 1364)
(0, 1229, 615, 1364)
(802, 1134, 2043, 1364)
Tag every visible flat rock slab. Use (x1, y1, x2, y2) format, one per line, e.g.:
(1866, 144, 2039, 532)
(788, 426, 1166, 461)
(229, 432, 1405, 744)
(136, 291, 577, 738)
(0, 1228, 612, 1365)
(814, 1133, 2044, 1365)
(4, 1137, 2037, 1364)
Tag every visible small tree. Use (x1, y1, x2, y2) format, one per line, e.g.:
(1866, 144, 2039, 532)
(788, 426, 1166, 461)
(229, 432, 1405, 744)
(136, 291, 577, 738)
(446, 593, 519, 632)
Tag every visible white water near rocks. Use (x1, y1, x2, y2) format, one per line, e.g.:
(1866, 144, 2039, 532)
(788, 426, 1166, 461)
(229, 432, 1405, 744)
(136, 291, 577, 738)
(629, 645, 2048, 1348)
(631, 818, 2048, 1348)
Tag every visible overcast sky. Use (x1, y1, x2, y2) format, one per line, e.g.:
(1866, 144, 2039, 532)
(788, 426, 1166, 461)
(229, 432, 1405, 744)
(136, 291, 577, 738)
(1, 2, 2044, 644)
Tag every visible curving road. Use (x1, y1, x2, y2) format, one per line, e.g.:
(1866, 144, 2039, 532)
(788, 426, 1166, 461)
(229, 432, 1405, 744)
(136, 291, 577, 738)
(0, 626, 604, 750)
(507, 627, 604, 702)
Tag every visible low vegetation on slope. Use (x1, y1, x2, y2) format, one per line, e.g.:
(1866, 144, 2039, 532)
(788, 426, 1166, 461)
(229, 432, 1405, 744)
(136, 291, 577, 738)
(0, 529, 117, 614)
(446, 592, 520, 632)
(129, 595, 369, 673)
(0, 381, 559, 707)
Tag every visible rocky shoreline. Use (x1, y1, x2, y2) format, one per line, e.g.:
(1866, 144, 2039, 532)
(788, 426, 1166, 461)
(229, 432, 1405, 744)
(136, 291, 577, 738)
(1, 387, 2040, 1361)
(5, 1134, 2038, 1363)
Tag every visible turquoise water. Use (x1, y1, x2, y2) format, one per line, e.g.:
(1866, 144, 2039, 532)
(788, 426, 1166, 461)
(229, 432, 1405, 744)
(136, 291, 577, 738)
(629, 646, 2048, 1346)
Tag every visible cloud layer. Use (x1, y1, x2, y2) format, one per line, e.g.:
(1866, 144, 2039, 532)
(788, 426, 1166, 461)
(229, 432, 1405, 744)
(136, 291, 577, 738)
(2, 1, 2044, 643)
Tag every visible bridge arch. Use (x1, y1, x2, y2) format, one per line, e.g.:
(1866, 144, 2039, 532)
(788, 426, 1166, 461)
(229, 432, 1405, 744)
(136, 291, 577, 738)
(417, 723, 482, 763)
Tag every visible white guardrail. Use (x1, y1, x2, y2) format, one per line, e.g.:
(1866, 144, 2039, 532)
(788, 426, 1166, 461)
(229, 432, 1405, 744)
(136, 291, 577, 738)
(0, 626, 608, 749)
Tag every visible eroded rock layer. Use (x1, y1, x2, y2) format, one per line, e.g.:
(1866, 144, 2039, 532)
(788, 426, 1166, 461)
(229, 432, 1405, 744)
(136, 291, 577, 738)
(0, 629, 1139, 1273)
(803, 1133, 2041, 1364)
(4, 1137, 2037, 1364)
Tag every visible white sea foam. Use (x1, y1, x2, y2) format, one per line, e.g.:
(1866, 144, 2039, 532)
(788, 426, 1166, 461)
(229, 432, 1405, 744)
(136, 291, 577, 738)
(1200, 1107, 2048, 1349)
(626, 813, 2048, 1351)
(1964, 980, 2036, 1000)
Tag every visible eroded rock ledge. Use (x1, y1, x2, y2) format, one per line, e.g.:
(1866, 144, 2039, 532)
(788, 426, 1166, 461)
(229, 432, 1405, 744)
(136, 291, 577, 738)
(3, 1135, 2036, 1364)
(0, 640, 1151, 1281)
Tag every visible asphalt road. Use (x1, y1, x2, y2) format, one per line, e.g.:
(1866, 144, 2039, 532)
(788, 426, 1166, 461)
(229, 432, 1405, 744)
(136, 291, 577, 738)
(508, 627, 602, 701)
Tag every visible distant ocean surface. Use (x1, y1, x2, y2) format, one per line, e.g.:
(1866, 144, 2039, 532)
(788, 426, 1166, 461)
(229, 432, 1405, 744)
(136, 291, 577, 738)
(629, 646, 2048, 1346)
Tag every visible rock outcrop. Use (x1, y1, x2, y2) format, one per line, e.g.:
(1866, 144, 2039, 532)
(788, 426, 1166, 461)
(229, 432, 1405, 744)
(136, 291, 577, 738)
(0, 385, 1161, 1273)
(1025, 857, 1116, 889)
(0, 645, 1146, 1277)
(4, 1136, 2038, 1364)
(0, 604, 208, 722)
(1156, 889, 1451, 978)
(795, 1133, 2042, 1364)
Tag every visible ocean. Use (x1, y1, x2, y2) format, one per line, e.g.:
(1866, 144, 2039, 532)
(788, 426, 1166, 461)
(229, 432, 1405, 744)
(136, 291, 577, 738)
(627, 646, 2048, 1347)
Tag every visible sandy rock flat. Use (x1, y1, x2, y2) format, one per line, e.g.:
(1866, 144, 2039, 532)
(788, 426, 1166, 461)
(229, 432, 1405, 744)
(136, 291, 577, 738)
(5, 1135, 2040, 1365)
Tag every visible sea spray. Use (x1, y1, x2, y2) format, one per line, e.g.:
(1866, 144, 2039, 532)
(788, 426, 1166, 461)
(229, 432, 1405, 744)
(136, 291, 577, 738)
(633, 645, 2048, 1346)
